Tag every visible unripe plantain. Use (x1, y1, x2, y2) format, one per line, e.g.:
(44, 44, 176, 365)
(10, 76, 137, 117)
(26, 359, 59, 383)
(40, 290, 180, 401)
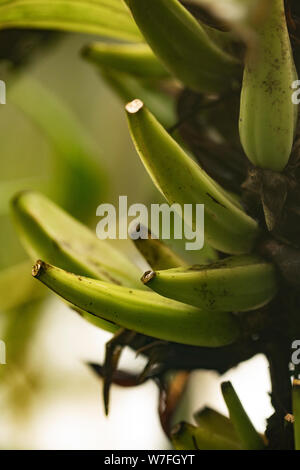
(32, 260, 241, 348)
(82, 42, 168, 79)
(239, 0, 299, 171)
(126, 99, 259, 254)
(142, 255, 277, 312)
(126, 0, 240, 93)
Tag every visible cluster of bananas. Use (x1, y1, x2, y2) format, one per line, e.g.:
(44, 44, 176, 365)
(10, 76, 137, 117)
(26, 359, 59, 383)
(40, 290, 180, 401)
(10, 0, 300, 450)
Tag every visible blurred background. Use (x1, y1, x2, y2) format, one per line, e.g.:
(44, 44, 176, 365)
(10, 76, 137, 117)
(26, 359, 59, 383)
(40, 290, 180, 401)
(0, 32, 273, 450)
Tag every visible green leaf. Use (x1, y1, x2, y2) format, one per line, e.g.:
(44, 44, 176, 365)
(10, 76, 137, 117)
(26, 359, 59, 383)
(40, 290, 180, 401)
(0, 0, 142, 41)
(221, 381, 265, 450)
(194, 406, 239, 443)
(171, 421, 241, 450)
(0, 261, 44, 311)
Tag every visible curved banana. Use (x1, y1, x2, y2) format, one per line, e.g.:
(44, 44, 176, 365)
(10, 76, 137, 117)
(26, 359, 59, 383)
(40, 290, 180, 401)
(126, 0, 240, 93)
(239, 0, 298, 171)
(11, 191, 142, 288)
(221, 381, 265, 450)
(142, 255, 277, 312)
(82, 42, 168, 79)
(32, 260, 241, 347)
(126, 99, 259, 254)
(171, 421, 241, 450)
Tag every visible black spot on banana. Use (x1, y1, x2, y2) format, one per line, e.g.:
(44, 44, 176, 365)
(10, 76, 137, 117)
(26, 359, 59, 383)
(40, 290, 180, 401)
(126, 99, 259, 254)
(142, 255, 277, 312)
(239, 0, 299, 172)
(126, 0, 241, 93)
(31, 260, 241, 348)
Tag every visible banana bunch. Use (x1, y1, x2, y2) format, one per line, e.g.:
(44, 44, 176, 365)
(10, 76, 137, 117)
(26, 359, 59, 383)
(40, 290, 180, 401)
(239, 0, 299, 171)
(11, 191, 242, 346)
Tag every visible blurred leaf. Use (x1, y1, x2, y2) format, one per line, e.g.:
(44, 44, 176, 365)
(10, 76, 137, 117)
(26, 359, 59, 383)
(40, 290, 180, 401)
(0, 177, 44, 216)
(171, 421, 241, 450)
(0, 0, 142, 41)
(9, 76, 107, 223)
(0, 29, 60, 81)
(192, 0, 272, 46)
(0, 261, 44, 311)
(0, 299, 45, 414)
(221, 381, 265, 450)
(194, 406, 239, 442)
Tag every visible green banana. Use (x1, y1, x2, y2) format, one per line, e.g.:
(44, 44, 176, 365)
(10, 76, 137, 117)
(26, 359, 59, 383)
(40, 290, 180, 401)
(11, 191, 142, 288)
(239, 0, 299, 171)
(82, 42, 168, 79)
(126, 0, 240, 93)
(31, 260, 241, 347)
(171, 421, 241, 450)
(142, 255, 277, 312)
(221, 381, 265, 450)
(133, 226, 187, 270)
(293, 379, 300, 450)
(126, 100, 259, 254)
